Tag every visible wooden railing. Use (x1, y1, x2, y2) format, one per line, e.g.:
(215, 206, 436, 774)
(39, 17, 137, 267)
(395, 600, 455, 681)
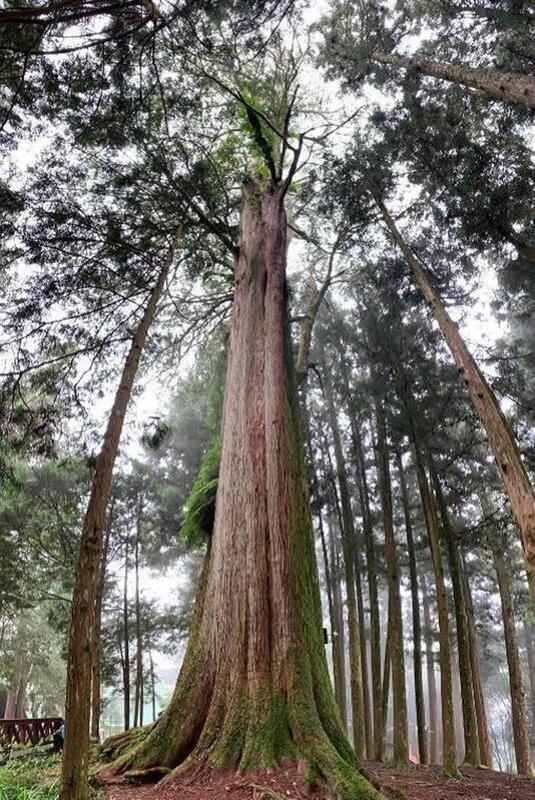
(0, 718, 63, 747)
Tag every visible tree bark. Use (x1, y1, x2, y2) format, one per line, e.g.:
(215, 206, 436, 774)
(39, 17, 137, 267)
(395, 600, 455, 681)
(396, 449, 427, 765)
(323, 360, 367, 759)
(375, 403, 408, 766)
(430, 465, 479, 765)
(91, 500, 114, 741)
(492, 535, 533, 775)
(60, 230, 179, 800)
(412, 441, 458, 776)
(422, 577, 439, 765)
(460, 552, 493, 768)
(103, 180, 376, 799)
(123, 535, 131, 732)
(377, 198, 535, 607)
(372, 51, 535, 108)
(524, 621, 535, 748)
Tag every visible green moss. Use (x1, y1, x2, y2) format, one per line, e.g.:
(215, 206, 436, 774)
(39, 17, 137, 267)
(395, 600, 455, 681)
(179, 435, 221, 546)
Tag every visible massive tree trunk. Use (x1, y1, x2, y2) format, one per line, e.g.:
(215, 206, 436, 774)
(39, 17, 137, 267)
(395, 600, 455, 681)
(460, 553, 493, 768)
(371, 51, 535, 108)
(103, 180, 377, 799)
(396, 449, 427, 765)
(323, 361, 367, 759)
(430, 465, 479, 766)
(91, 502, 113, 742)
(422, 578, 439, 765)
(60, 233, 178, 800)
(378, 199, 535, 607)
(492, 535, 533, 776)
(376, 403, 409, 766)
(412, 441, 458, 776)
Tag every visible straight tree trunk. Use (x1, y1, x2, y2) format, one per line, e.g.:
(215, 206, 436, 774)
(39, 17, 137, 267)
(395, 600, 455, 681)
(412, 440, 458, 776)
(134, 495, 144, 729)
(354, 544, 373, 758)
(430, 465, 479, 765)
(396, 449, 428, 765)
(460, 554, 492, 768)
(304, 401, 347, 726)
(123, 536, 131, 732)
(327, 511, 349, 726)
(422, 578, 439, 765)
(372, 51, 535, 108)
(377, 198, 535, 607)
(348, 403, 383, 759)
(104, 180, 376, 799)
(492, 535, 533, 775)
(381, 601, 392, 753)
(149, 649, 156, 722)
(60, 231, 179, 800)
(91, 500, 114, 741)
(524, 621, 535, 742)
(376, 403, 409, 766)
(323, 361, 367, 759)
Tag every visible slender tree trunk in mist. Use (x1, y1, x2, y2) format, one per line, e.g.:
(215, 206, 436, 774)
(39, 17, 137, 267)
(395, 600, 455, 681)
(60, 232, 178, 800)
(103, 180, 377, 799)
(377, 199, 535, 607)
(123, 537, 131, 732)
(372, 51, 535, 108)
(354, 544, 373, 758)
(376, 403, 408, 766)
(396, 449, 428, 765)
(323, 362, 367, 759)
(430, 466, 479, 765)
(524, 621, 535, 746)
(91, 503, 113, 741)
(134, 495, 144, 729)
(149, 649, 156, 723)
(422, 578, 439, 765)
(381, 599, 392, 753)
(412, 441, 458, 776)
(303, 402, 347, 726)
(346, 379, 383, 759)
(492, 536, 533, 776)
(327, 512, 349, 726)
(460, 553, 492, 768)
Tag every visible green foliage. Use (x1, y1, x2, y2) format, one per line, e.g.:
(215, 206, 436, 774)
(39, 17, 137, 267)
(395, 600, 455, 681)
(0, 754, 104, 800)
(179, 435, 222, 547)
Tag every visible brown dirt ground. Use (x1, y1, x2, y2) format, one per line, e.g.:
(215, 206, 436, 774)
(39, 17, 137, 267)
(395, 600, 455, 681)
(103, 761, 535, 800)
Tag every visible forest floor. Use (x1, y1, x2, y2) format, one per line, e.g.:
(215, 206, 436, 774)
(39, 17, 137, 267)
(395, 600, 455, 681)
(103, 761, 535, 800)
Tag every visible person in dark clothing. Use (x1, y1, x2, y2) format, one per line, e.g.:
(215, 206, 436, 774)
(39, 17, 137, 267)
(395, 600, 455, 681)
(53, 720, 65, 752)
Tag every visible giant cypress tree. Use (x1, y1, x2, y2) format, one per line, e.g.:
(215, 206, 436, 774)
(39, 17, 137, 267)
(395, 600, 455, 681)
(98, 67, 380, 800)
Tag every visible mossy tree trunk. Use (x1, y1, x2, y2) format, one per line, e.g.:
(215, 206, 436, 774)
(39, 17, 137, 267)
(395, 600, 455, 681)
(492, 534, 533, 776)
(60, 236, 177, 800)
(323, 360, 367, 759)
(376, 403, 409, 766)
(377, 199, 535, 607)
(105, 180, 378, 799)
(412, 440, 458, 777)
(372, 51, 535, 108)
(396, 449, 427, 765)
(430, 465, 479, 766)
